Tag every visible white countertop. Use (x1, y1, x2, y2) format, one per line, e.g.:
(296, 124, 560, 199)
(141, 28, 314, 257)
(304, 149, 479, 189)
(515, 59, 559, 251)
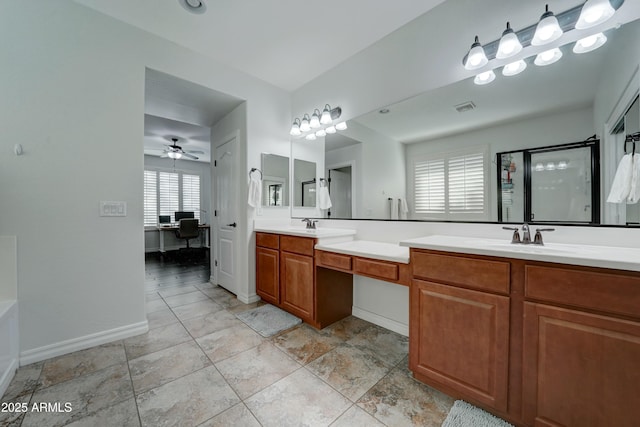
(254, 225, 357, 239)
(315, 240, 410, 264)
(400, 235, 640, 272)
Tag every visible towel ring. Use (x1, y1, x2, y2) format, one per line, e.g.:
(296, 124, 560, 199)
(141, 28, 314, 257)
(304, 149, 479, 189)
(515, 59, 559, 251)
(249, 168, 263, 179)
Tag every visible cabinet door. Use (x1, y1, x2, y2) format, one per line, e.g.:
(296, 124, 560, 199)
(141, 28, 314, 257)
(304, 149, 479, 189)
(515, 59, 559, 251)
(256, 247, 279, 305)
(523, 302, 640, 427)
(410, 279, 510, 411)
(280, 252, 314, 322)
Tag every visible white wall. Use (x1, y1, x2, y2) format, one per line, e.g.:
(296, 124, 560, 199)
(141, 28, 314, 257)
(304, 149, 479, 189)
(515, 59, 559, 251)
(0, 0, 290, 361)
(0, 237, 18, 301)
(406, 107, 595, 221)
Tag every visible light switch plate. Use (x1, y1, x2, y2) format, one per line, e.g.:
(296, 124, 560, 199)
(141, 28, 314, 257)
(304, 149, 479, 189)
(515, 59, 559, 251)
(100, 201, 127, 217)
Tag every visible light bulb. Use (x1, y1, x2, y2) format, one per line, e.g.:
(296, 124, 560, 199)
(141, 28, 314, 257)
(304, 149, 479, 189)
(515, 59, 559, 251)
(545, 162, 556, 171)
(325, 126, 337, 134)
(300, 114, 310, 132)
(474, 70, 496, 85)
(315, 129, 326, 137)
(576, 0, 615, 30)
(305, 133, 317, 141)
(289, 119, 301, 136)
(534, 48, 562, 66)
(573, 33, 607, 54)
(320, 105, 332, 125)
(532, 5, 563, 46)
(535, 163, 545, 172)
(310, 109, 321, 129)
(502, 60, 527, 77)
(496, 22, 523, 59)
(167, 151, 182, 160)
(557, 161, 568, 170)
(464, 36, 488, 71)
(335, 121, 348, 131)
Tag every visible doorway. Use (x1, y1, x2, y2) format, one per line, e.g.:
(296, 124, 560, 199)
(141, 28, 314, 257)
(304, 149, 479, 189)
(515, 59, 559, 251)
(327, 164, 354, 218)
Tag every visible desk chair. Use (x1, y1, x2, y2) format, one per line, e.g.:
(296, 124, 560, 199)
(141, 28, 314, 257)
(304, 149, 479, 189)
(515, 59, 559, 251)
(175, 218, 200, 249)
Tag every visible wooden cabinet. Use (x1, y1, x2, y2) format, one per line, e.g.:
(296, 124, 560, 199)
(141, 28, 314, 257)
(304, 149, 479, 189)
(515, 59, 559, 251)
(411, 279, 510, 412)
(280, 251, 315, 321)
(256, 246, 279, 305)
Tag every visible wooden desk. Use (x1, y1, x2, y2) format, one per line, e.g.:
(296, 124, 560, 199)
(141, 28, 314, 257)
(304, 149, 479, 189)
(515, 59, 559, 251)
(157, 225, 210, 253)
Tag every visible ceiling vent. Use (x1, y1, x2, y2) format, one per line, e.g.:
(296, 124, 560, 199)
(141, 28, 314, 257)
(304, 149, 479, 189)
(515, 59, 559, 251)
(454, 101, 476, 113)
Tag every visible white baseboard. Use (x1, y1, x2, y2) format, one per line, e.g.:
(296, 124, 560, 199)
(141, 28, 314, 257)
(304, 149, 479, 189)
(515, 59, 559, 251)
(0, 357, 18, 399)
(238, 293, 261, 304)
(352, 306, 409, 337)
(19, 320, 149, 366)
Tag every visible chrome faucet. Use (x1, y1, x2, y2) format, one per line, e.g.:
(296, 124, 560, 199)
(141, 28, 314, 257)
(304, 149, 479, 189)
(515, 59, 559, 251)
(301, 218, 317, 229)
(521, 223, 531, 244)
(503, 224, 555, 245)
(533, 228, 555, 245)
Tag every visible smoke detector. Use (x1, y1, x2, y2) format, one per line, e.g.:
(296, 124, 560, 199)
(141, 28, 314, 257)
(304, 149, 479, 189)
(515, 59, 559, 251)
(179, 0, 207, 14)
(454, 101, 476, 113)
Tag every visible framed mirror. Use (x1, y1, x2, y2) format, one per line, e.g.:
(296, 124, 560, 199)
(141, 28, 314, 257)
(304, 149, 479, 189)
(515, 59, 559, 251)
(261, 153, 290, 207)
(298, 17, 640, 226)
(293, 159, 317, 208)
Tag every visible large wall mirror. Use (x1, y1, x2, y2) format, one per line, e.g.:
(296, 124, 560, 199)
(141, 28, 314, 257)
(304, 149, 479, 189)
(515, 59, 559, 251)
(261, 153, 290, 207)
(292, 17, 640, 226)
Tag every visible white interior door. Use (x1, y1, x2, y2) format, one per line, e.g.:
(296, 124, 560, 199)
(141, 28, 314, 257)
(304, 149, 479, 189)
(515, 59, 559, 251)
(214, 136, 237, 294)
(328, 166, 352, 218)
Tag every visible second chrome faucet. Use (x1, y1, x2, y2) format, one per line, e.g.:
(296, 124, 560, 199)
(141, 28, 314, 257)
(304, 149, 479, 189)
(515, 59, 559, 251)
(503, 223, 554, 245)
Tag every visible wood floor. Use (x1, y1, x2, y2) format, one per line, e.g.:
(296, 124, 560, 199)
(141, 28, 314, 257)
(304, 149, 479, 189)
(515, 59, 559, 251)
(145, 251, 211, 293)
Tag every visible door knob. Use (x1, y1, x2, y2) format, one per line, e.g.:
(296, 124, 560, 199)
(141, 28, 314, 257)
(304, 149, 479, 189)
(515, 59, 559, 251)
(227, 222, 237, 228)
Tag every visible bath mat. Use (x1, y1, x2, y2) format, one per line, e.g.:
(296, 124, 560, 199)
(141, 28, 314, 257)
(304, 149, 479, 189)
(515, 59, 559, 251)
(442, 400, 514, 427)
(235, 304, 301, 337)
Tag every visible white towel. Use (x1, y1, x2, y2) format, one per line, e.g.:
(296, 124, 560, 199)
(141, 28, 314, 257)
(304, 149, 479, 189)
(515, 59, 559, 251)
(399, 198, 409, 220)
(389, 198, 399, 220)
(247, 175, 262, 208)
(607, 153, 633, 203)
(318, 186, 332, 210)
(628, 153, 640, 204)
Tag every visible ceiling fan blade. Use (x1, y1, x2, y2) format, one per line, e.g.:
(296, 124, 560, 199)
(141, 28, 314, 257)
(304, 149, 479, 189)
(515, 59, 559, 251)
(181, 152, 199, 160)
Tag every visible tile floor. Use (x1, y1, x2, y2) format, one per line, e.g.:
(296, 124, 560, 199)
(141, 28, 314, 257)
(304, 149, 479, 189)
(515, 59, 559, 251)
(1, 258, 454, 427)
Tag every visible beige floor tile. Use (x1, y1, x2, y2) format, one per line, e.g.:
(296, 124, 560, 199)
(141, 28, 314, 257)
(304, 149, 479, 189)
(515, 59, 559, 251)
(306, 344, 392, 402)
(181, 309, 241, 338)
(330, 405, 386, 427)
(163, 290, 209, 308)
(129, 341, 211, 394)
(1, 362, 42, 401)
(346, 325, 409, 367)
(245, 368, 351, 427)
(124, 323, 191, 359)
(273, 324, 342, 365)
(158, 284, 200, 298)
(321, 316, 374, 341)
(171, 299, 224, 322)
(0, 392, 31, 426)
(146, 298, 169, 313)
(64, 398, 140, 427)
(357, 365, 454, 427)
(22, 364, 133, 427)
(147, 307, 179, 330)
(39, 342, 126, 388)
(199, 402, 261, 427)
(216, 342, 300, 399)
(136, 366, 240, 427)
(145, 292, 162, 302)
(196, 324, 264, 363)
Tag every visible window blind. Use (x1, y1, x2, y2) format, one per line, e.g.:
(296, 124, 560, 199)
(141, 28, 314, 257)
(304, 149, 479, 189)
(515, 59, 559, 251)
(414, 159, 445, 214)
(159, 172, 179, 222)
(143, 170, 158, 227)
(448, 152, 485, 213)
(182, 174, 201, 220)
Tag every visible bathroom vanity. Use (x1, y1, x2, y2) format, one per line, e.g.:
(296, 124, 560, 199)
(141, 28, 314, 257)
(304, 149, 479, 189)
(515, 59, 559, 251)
(401, 235, 640, 427)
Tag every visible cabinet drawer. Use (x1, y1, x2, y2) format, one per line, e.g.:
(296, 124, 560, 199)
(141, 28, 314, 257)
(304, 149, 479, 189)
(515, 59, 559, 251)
(317, 251, 352, 271)
(525, 265, 640, 319)
(354, 258, 399, 281)
(280, 235, 315, 256)
(256, 232, 279, 249)
(412, 251, 510, 294)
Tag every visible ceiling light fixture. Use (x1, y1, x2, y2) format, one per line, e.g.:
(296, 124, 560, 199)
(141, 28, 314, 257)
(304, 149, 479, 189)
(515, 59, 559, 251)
(496, 22, 523, 59)
(290, 105, 345, 140)
(502, 59, 527, 76)
(167, 151, 182, 160)
(576, 0, 615, 29)
(474, 70, 496, 85)
(573, 32, 607, 53)
(464, 36, 489, 71)
(532, 4, 563, 46)
(178, 0, 207, 14)
(534, 47, 563, 66)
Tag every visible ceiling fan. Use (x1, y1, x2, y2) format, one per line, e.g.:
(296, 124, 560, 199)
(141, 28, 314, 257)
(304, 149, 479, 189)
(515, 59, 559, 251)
(162, 138, 199, 160)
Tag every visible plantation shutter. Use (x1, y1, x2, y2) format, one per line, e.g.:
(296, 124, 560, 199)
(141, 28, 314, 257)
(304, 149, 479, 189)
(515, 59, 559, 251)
(143, 170, 158, 226)
(448, 152, 485, 213)
(182, 174, 201, 221)
(414, 158, 445, 214)
(159, 171, 180, 222)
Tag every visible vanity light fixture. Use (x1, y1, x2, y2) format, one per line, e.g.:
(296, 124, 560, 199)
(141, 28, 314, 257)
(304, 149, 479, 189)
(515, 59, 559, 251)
(534, 47, 563, 66)
(496, 22, 523, 59)
(335, 121, 348, 131)
(545, 162, 556, 171)
(310, 109, 321, 129)
(315, 129, 327, 137)
(532, 4, 563, 46)
(305, 133, 317, 141)
(325, 126, 337, 134)
(502, 59, 527, 76)
(557, 160, 569, 169)
(289, 118, 301, 136)
(535, 162, 545, 172)
(573, 32, 607, 53)
(464, 36, 489, 71)
(300, 114, 311, 132)
(474, 70, 496, 85)
(576, 0, 615, 29)
(320, 105, 333, 125)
